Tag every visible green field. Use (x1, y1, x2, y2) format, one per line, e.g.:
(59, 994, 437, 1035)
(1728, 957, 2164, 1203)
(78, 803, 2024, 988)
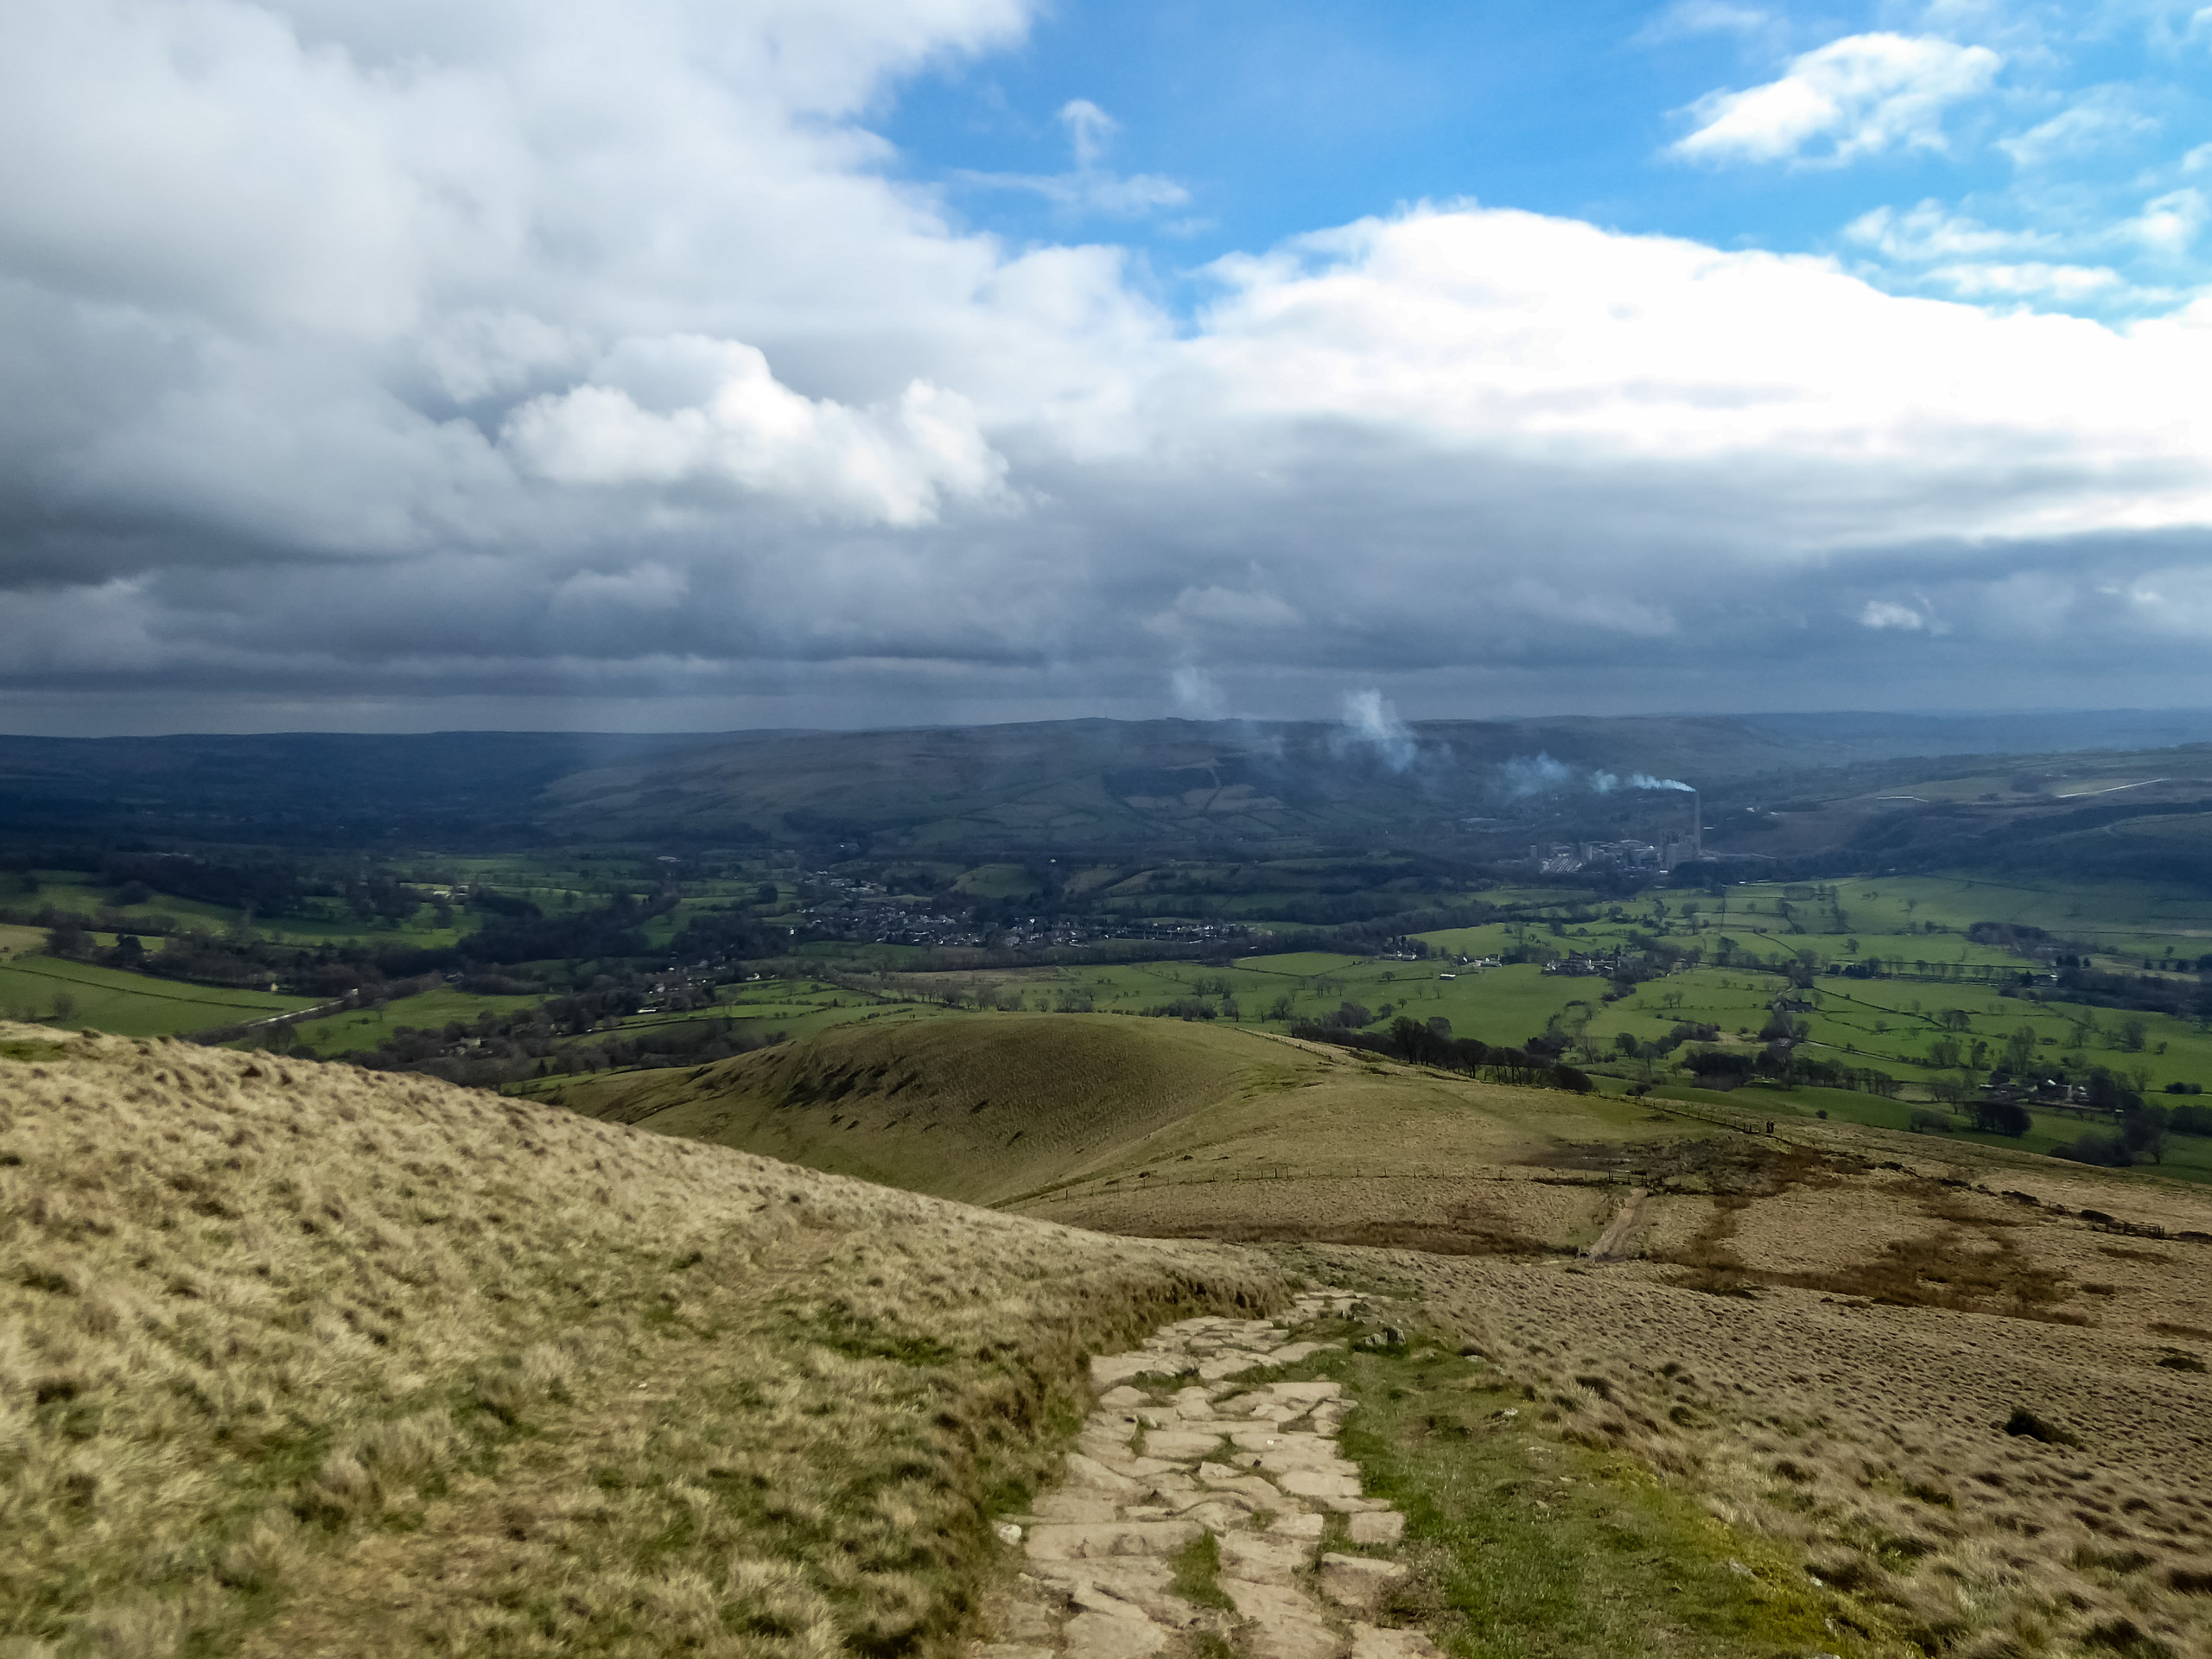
(280, 986, 547, 1057)
(0, 954, 311, 1037)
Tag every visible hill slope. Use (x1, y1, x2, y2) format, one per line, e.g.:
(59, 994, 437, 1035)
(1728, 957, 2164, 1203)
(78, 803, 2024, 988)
(0, 1023, 1276, 1657)
(557, 1014, 1302, 1205)
(553, 1014, 1691, 1247)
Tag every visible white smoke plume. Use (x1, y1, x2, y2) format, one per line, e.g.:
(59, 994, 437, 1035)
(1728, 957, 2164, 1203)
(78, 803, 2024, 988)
(1502, 753, 1573, 797)
(1630, 773, 1694, 791)
(1168, 665, 1225, 719)
(1335, 688, 1418, 771)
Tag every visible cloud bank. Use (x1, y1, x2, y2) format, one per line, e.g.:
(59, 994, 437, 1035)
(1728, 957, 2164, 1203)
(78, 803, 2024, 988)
(3, 0, 2212, 733)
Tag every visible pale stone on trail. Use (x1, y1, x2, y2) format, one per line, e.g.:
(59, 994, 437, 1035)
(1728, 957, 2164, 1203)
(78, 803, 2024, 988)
(976, 1644, 1053, 1659)
(1094, 1352, 1197, 1387)
(1143, 1429, 1229, 1461)
(1029, 1560, 1180, 1618)
(1351, 1626, 1440, 1659)
(1173, 1499, 1250, 1532)
(1026, 1503, 1115, 1530)
(1024, 1519, 1203, 1560)
(1226, 1422, 1294, 1450)
(1064, 1610, 1169, 1659)
(1202, 1471, 1294, 1507)
(1099, 1386, 1147, 1408)
(1091, 1454, 1184, 1480)
(1346, 1510, 1405, 1545)
(1065, 1453, 1142, 1496)
(1198, 1352, 1271, 1382)
(1268, 1511, 1325, 1538)
(1197, 1460, 1239, 1482)
(1222, 1580, 1343, 1659)
(1268, 1381, 1343, 1402)
(1253, 1433, 1345, 1466)
(1264, 1450, 1362, 1480)
(1280, 1468, 1362, 1499)
(1217, 1530, 1314, 1586)
(1319, 1554, 1409, 1613)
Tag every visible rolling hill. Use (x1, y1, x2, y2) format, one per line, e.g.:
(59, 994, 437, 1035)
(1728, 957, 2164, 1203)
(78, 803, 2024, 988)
(552, 1014, 1712, 1249)
(10, 709, 2212, 850)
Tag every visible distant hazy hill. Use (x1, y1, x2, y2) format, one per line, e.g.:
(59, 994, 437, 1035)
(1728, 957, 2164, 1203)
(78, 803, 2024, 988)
(0, 1022, 1273, 1656)
(10, 709, 2211, 849)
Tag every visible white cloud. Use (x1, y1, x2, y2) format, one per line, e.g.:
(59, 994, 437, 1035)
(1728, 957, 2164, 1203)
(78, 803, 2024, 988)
(1999, 88, 2158, 168)
(1845, 200, 2048, 261)
(1860, 600, 1931, 630)
(1147, 585, 1302, 635)
(1060, 99, 1116, 169)
(954, 97, 1189, 217)
(1636, 1, 1771, 41)
(9, 3, 2212, 724)
(1670, 33, 2000, 165)
(503, 338, 1006, 525)
(1923, 262, 2126, 300)
(2127, 188, 2207, 255)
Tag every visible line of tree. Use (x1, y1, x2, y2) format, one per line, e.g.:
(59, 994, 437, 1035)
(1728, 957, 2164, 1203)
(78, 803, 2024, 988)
(1290, 1014, 1593, 1094)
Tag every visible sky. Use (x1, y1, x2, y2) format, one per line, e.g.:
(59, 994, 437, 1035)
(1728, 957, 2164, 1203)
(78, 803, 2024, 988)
(2, 0, 2210, 736)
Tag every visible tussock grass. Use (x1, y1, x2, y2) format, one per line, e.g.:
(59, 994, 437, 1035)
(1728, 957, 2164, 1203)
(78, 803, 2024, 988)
(0, 1022, 1280, 1656)
(1322, 1343, 1893, 1658)
(1288, 1243, 2212, 1659)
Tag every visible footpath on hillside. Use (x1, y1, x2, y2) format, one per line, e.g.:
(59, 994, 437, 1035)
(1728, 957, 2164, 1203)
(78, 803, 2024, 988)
(975, 1292, 1432, 1659)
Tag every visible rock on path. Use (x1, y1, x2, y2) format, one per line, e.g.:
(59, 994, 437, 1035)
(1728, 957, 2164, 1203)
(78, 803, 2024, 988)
(973, 1291, 1438, 1659)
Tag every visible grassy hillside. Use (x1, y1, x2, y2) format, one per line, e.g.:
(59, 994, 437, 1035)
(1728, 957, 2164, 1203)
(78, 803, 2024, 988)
(0, 1022, 1278, 1657)
(552, 1014, 1701, 1244)
(550, 1014, 1298, 1205)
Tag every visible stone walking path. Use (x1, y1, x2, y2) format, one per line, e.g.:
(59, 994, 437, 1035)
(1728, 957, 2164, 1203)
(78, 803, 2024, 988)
(974, 1291, 1438, 1659)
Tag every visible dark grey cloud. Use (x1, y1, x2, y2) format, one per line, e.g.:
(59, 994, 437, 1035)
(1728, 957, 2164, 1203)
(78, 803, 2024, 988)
(3, 1, 2211, 734)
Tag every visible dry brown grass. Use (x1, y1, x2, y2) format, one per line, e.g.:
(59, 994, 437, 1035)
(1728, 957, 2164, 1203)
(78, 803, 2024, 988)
(0, 1023, 1281, 1657)
(556, 1016, 1693, 1226)
(1281, 1218, 2212, 1659)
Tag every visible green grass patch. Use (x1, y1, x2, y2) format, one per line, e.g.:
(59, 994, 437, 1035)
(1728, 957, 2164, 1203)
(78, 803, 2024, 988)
(1169, 1530, 1236, 1611)
(283, 987, 545, 1057)
(1321, 1344, 1892, 1659)
(0, 955, 310, 1038)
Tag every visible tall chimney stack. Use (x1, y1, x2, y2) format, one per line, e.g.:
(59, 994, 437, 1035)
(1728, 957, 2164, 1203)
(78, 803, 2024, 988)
(1692, 789, 1701, 861)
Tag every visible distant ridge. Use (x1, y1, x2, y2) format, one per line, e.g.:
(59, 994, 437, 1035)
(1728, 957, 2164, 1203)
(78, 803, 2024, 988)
(7, 709, 2210, 848)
